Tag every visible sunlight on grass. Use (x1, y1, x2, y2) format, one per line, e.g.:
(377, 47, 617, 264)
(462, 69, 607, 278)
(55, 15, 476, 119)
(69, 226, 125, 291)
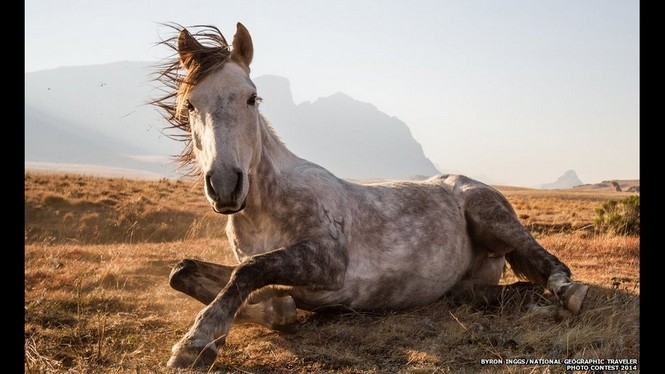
(25, 173, 640, 373)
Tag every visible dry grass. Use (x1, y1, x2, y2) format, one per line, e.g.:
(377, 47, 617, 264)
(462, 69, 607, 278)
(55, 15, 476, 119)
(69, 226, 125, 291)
(24, 172, 640, 373)
(24, 172, 227, 245)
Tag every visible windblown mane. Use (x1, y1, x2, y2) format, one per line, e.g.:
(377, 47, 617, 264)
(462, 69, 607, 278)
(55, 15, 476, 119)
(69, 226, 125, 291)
(150, 23, 232, 175)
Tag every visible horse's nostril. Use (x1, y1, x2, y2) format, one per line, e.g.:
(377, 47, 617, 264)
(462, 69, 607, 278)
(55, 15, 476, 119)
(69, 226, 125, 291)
(205, 173, 218, 200)
(233, 171, 244, 199)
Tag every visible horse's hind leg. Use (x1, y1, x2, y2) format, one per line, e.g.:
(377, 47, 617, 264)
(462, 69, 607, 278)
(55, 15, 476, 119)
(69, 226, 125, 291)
(449, 279, 546, 312)
(169, 259, 297, 330)
(448, 254, 546, 312)
(462, 186, 589, 314)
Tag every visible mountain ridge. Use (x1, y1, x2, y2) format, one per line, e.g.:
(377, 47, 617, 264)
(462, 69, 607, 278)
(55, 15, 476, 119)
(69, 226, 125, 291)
(24, 62, 635, 188)
(25, 62, 439, 181)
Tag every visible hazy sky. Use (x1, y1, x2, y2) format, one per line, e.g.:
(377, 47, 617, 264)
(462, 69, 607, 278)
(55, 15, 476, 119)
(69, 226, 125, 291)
(25, 0, 639, 187)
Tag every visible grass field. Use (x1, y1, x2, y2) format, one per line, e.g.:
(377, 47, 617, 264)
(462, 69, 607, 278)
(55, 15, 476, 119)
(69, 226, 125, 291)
(24, 172, 640, 373)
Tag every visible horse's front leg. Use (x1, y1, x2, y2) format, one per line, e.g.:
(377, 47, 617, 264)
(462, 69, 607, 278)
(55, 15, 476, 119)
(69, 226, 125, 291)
(166, 241, 347, 369)
(169, 258, 234, 305)
(169, 259, 297, 330)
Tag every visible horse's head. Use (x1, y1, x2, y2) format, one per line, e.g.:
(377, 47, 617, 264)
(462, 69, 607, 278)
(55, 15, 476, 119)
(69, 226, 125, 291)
(176, 23, 260, 214)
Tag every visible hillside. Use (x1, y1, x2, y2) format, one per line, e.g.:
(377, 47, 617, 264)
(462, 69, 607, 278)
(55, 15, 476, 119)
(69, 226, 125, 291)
(572, 179, 640, 193)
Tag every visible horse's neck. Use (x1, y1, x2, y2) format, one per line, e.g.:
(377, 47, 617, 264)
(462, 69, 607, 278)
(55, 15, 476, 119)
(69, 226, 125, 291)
(228, 115, 303, 236)
(256, 114, 300, 171)
(248, 115, 301, 205)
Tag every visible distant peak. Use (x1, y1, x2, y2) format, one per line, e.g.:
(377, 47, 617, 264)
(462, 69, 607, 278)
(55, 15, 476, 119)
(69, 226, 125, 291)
(254, 75, 295, 107)
(562, 169, 578, 177)
(255, 74, 290, 84)
(540, 169, 583, 189)
(315, 92, 376, 111)
(329, 92, 353, 99)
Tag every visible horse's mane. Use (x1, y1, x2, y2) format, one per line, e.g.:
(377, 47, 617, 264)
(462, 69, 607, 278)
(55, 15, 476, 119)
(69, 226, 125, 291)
(150, 23, 232, 176)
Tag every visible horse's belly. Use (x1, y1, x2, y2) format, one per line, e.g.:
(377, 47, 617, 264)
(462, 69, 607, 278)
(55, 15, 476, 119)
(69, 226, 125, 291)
(292, 239, 473, 311)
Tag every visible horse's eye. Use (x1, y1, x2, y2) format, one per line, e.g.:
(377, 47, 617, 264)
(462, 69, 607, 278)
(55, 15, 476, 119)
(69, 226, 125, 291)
(247, 94, 262, 106)
(186, 100, 195, 111)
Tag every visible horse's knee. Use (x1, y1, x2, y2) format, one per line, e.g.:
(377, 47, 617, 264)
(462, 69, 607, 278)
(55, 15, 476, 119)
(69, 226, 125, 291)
(169, 259, 234, 305)
(169, 259, 204, 296)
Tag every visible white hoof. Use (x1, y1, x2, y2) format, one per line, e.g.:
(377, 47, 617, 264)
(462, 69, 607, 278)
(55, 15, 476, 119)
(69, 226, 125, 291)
(561, 283, 589, 315)
(166, 341, 218, 369)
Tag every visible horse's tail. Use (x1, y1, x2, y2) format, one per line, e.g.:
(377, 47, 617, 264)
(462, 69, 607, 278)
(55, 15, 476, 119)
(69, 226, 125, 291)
(504, 246, 571, 286)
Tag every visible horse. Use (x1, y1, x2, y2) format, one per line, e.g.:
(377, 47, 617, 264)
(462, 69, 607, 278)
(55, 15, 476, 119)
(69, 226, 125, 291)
(151, 22, 589, 369)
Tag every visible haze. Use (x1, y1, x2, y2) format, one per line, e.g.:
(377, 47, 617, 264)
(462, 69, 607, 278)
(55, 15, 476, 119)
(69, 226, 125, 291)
(24, 0, 639, 187)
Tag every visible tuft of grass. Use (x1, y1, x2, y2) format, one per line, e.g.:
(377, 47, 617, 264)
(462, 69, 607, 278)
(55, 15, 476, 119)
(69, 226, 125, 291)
(593, 195, 640, 236)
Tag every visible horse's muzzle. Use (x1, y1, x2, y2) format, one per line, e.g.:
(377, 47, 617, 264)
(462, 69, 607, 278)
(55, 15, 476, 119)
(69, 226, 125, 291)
(212, 198, 247, 214)
(205, 169, 247, 214)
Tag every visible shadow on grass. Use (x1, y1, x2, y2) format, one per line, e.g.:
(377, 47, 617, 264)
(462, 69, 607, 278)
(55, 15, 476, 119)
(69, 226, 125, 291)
(203, 281, 639, 373)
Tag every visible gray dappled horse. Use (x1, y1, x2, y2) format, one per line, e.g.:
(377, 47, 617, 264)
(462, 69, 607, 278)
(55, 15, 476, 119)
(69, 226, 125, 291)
(151, 22, 589, 369)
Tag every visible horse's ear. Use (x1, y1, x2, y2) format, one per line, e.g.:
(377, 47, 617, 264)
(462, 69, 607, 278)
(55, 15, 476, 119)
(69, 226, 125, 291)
(231, 22, 253, 73)
(177, 28, 202, 71)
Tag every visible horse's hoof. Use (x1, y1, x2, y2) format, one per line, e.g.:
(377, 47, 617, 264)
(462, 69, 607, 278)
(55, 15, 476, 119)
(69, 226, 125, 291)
(271, 296, 297, 326)
(560, 282, 589, 315)
(166, 343, 218, 369)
